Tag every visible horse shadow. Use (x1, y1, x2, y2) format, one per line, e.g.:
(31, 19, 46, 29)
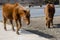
(25, 29, 54, 39)
(53, 24, 60, 28)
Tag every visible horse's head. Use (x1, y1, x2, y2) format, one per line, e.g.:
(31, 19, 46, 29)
(47, 1, 54, 8)
(17, 5, 30, 25)
(19, 8, 30, 25)
(23, 9, 30, 25)
(47, 3, 55, 10)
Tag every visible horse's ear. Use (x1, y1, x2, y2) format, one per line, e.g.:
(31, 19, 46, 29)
(23, 9, 30, 13)
(14, 3, 19, 7)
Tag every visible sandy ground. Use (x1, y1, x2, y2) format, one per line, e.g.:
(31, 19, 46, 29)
(21, 16, 60, 40)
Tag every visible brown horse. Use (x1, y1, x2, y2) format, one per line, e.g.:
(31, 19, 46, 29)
(2, 3, 30, 35)
(44, 3, 55, 28)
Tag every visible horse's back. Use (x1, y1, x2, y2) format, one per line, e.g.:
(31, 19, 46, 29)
(2, 3, 19, 19)
(44, 3, 55, 18)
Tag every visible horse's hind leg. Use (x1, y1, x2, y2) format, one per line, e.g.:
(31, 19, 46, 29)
(4, 18, 7, 31)
(10, 20, 15, 31)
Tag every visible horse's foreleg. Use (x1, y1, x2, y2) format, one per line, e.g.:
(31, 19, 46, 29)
(50, 19, 53, 26)
(46, 17, 48, 26)
(18, 19, 22, 31)
(47, 19, 50, 28)
(15, 20, 19, 35)
(10, 20, 15, 31)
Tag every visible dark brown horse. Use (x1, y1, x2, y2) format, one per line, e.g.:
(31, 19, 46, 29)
(2, 3, 30, 35)
(44, 2, 55, 28)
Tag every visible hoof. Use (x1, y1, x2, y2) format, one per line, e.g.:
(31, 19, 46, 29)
(50, 26, 53, 28)
(4, 27, 7, 31)
(48, 27, 50, 28)
(46, 26, 50, 28)
(4, 29, 7, 31)
(4, 28, 7, 31)
(16, 32, 20, 35)
(13, 29, 15, 31)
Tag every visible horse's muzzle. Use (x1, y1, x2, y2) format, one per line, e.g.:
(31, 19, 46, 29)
(26, 22, 30, 25)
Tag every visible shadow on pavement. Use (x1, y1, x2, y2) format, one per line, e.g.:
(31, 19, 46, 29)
(53, 24, 60, 28)
(25, 29, 54, 39)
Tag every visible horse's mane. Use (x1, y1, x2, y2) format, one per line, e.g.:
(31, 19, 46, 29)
(16, 4, 30, 12)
